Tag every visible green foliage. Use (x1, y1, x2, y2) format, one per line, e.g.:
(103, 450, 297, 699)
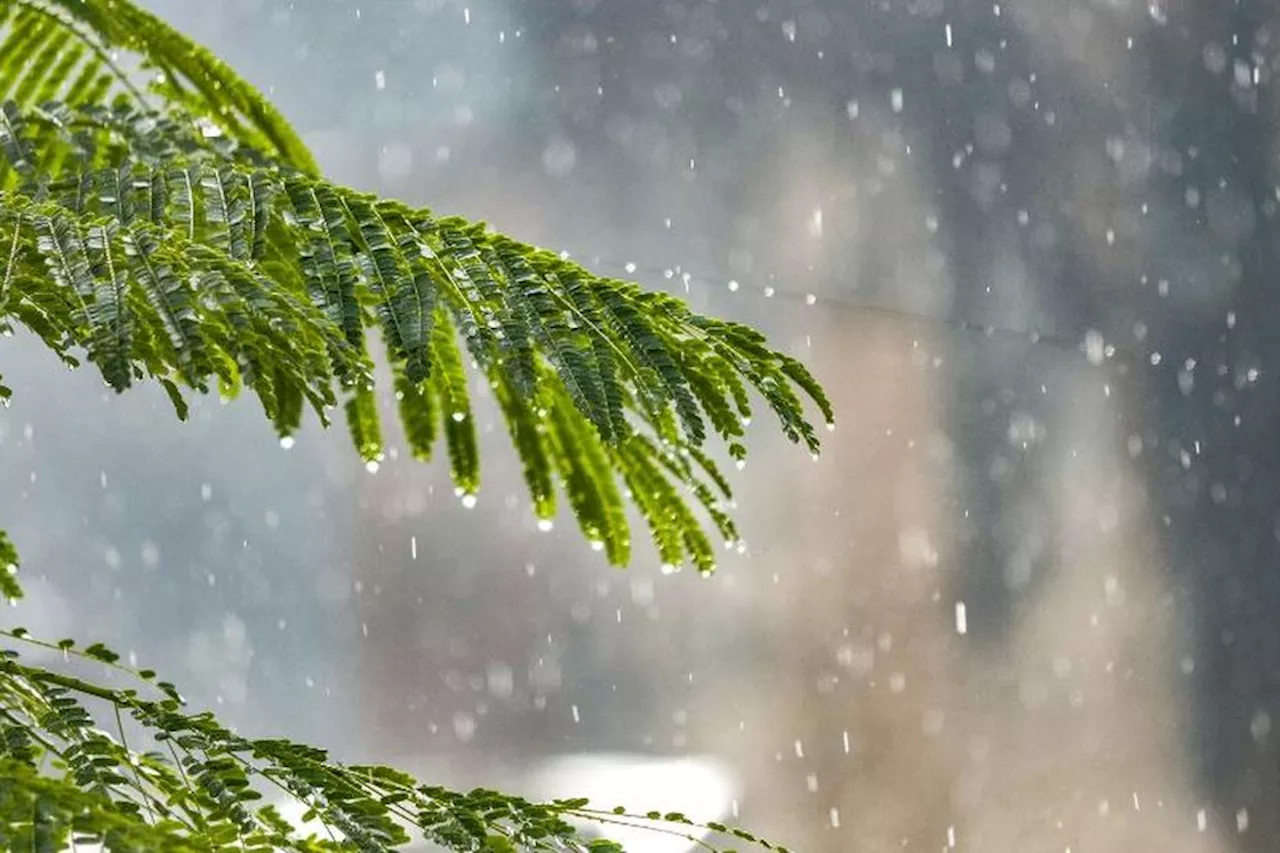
(0, 0, 831, 849)
(0, 0, 317, 172)
(0, 630, 791, 852)
(0, 96, 827, 573)
(0, 530, 18, 600)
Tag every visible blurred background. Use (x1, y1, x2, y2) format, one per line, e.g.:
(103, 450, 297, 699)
(5, 0, 1280, 850)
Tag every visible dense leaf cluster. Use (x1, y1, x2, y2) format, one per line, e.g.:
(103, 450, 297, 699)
(0, 94, 830, 577)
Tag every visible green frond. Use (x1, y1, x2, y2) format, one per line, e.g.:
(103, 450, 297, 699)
(411, 214, 504, 376)
(92, 163, 134, 225)
(2, 628, 791, 851)
(11, 21, 69, 107)
(345, 383, 383, 465)
(560, 269, 629, 440)
(285, 177, 365, 353)
(0, 2, 121, 109)
(431, 307, 480, 496)
(644, 438, 739, 549)
(0, 101, 32, 181)
(689, 445, 734, 500)
(691, 316, 824, 454)
(0, 98, 831, 571)
(122, 222, 210, 387)
(29, 206, 98, 353)
(0, 0, 318, 172)
(614, 439, 695, 571)
(475, 237, 538, 395)
(345, 195, 434, 382)
(453, 226, 556, 407)
(394, 368, 438, 462)
(0, 7, 52, 102)
(246, 168, 277, 261)
(185, 242, 343, 428)
(0, 760, 210, 851)
(82, 217, 131, 388)
(777, 350, 835, 427)
(682, 356, 746, 444)
(518, 265, 611, 440)
(593, 278, 707, 444)
(492, 373, 557, 523)
(0, 530, 19, 600)
(200, 162, 247, 258)
(33, 33, 84, 106)
(544, 377, 630, 565)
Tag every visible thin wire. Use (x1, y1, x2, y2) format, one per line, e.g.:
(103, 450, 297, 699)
(571, 252, 1147, 368)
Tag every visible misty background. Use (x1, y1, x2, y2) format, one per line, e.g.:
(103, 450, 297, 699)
(3, 0, 1279, 850)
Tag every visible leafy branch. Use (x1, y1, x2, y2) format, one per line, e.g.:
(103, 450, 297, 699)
(0, 97, 830, 573)
(0, 629, 788, 853)
(0, 0, 831, 849)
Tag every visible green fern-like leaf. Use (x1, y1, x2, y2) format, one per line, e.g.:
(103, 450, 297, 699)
(0, 0, 317, 172)
(0, 97, 830, 569)
(0, 629, 787, 852)
(0, 530, 19, 600)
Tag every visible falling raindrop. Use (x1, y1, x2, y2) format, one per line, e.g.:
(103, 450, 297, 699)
(808, 208, 824, 238)
(1084, 329, 1106, 366)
